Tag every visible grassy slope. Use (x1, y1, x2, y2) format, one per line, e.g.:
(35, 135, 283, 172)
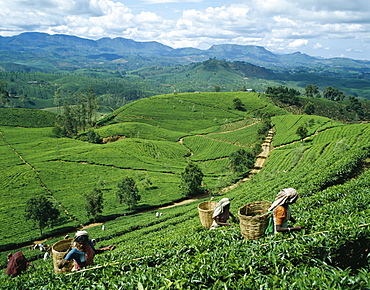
(1, 93, 369, 288)
(0, 92, 282, 249)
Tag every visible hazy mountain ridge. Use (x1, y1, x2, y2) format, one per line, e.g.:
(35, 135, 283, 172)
(1, 32, 370, 74)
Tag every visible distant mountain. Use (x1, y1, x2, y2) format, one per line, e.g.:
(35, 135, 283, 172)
(1, 32, 370, 76)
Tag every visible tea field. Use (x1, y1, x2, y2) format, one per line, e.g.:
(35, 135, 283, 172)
(0, 92, 369, 289)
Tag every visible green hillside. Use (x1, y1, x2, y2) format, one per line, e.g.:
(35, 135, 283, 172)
(1, 92, 369, 289)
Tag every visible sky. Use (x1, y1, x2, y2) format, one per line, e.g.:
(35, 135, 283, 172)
(1, 0, 370, 60)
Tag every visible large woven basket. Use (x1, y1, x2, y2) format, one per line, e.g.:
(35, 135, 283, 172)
(238, 201, 272, 240)
(198, 200, 217, 228)
(52, 239, 74, 274)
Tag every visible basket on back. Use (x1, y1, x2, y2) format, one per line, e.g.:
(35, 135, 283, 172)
(198, 200, 217, 228)
(238, 201, 272, 240)
(51, 238, 73, 274)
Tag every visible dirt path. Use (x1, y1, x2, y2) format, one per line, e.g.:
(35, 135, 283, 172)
(4, 126, 275, 250)
(219, 129, 275, 193)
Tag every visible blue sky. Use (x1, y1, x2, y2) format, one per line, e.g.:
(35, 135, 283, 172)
(1, 0, 370, 60)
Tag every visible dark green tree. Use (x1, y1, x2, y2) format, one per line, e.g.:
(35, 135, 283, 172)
(323, 86, 345, 101)
(304, 84, 319, 98)
(116, 177, 141, 210)
(61, 101, 77, 137)
(296, 125, 308, 141)
(303, 102, 315, 115)
(233, 98, 245, 111)
(180, 162, 204, 197)
(229, 149, 255, 174)
(87, 130, 101, 144)
(215, 85, 221, 92)
(346, 96, 365, 120)
(0, 81, 10, 108)
(84, 188, 104, 222)
(24, 195, 60, 236)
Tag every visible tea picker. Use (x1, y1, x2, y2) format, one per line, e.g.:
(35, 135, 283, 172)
(56, 230, 115, 272)
(267, 188, 302, 234)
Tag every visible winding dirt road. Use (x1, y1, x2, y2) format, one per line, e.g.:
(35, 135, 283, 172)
(3, 126, 275, 248)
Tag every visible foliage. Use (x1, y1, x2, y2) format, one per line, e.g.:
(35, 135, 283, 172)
(296, 125, 308, 140)
(232, 97, 245, 110)
(180, 162, 204, 197)
(55, 88, 99, 137)
(86, 129, 102, 144)
(84, 187, 104, 221)
(304, 84, 320, 98)
(303, 102, 315, 115)
(116, 177, 141, 210)
(266, 85, 301, 105)
(346, 95, 366, 120)
(0, 80, 10, 107)
(323, 86, 345, 101)
(24, 195, 60, 236)
(229, 148, 255, 175)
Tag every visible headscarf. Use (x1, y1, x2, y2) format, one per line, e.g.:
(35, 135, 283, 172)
(212, 198, 230, 218)
(268, 188, 298, 212)
(74, 230, 89, 243)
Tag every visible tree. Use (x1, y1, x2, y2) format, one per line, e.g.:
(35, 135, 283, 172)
(24, 195, 60, 236)
(55, 88, 99, 138)
(296, 125, 308, 141)
(304, 84, 319, 98)
(84, 188, 104, 222)
(233, 98, 245, 111)
(214, 85, 221, 92)
(116, 177, 141, 210)
(346, 96, 365, 120)
(323, 86, 345, 101)
(303, 102, 315, 115)
(0, 81, 10, 108)
(86, 129, 101, 144)
(180, 162, 204, 197)
(229, 149, 255, 174)
(61, 101, 77, 137)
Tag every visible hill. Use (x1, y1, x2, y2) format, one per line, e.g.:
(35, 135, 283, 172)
(0, 92, 369, 288)
(2, 32, 370, 77)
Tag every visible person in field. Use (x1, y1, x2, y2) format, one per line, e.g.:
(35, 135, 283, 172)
(268, 188, 302, 234)
(6, 251, 33, 277)
(57, 231, 115, 271)
(210, 197, 235, 230)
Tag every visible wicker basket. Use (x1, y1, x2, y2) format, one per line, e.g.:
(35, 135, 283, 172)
(238, 201, 272, 240)
(51, 239, 74, 274)
(198, 200, 217, 228)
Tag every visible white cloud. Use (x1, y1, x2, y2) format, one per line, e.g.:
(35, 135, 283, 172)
(141, 0, 202, 3)
(288, 39, 309, 49)
(1, 0, 370, 58)
(313, 43, 322, 49)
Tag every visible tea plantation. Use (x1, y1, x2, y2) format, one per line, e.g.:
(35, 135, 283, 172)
(0, 92, 369, 289)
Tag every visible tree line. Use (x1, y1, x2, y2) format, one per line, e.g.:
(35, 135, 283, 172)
(266, 84, 367, 121)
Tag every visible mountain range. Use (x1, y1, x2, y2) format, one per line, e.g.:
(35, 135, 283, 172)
(2, 32, 370, 77)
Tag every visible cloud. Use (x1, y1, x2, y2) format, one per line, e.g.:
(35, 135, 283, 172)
(141, 0, 202, 3)
(288, 39, 309, 49)
(313, 42, 323, 49)
(1, 0, 370, 58)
